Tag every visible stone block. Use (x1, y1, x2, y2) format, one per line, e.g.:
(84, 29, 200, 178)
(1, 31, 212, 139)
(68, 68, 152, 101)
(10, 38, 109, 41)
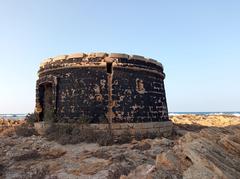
(67, 53, 86, 59)
(109, 53, 129, 59)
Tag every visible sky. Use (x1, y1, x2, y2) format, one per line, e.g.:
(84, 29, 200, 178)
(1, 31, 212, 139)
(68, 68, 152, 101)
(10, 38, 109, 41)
(0, 0, 240, 113)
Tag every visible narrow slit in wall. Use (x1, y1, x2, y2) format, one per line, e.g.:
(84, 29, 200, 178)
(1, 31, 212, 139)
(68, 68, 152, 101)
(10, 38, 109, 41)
(107, 63, 112, 74)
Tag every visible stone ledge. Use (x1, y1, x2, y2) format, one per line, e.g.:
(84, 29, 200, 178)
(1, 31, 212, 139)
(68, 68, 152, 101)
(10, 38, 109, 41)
(38, 64, 165, 77)
(34, 121, 173, 137)
(39, 52, 164, 70)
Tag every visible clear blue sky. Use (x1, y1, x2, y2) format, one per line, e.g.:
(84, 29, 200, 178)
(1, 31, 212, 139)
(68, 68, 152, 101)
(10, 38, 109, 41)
(0, 0, 240, 113)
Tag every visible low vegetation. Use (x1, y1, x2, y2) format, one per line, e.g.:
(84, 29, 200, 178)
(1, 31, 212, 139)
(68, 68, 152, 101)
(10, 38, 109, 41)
(18, 112, 161, 145)
(44, 124, 115, 145)
(108, 163, 132, 179)
(15, 124, 38, 137)
(14, 112, 38, 137)
(43, 123, 162, 146)
(13, 150, 40, 161)
(25, 113, 37, 126)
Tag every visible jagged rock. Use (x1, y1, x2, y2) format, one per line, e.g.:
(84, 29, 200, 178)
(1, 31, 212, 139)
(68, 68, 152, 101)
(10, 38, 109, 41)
(131, 141, 151, 150)
(159, 137, 174, 146)
(120, 164, 155, 179)
(179, 126, 240, 179)
(0, 115, 239, 178)
(0, 118, 3, 125)
(10, 149, 40, 161)
(41, 148, 66, 159)
(170, 114, 240, 127)
(155, 151, 180, 170)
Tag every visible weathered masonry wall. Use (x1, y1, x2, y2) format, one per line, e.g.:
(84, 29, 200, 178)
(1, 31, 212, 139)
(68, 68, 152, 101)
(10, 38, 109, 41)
(35, 53, 169, 124)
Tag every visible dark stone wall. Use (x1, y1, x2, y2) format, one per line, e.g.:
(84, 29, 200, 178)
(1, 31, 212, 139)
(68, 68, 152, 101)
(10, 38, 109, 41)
(37, 68, 108, 123)
(112, 68, 168, 123)
(56, 67, 108, 123)
(36, 53, 169, 123)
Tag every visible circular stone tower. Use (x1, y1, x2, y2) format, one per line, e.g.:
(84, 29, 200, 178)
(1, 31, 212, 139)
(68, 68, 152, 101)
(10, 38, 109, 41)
(35, 53, 172, 136)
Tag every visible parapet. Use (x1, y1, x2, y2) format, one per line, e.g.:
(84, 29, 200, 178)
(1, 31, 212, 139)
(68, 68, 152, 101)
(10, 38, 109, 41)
(39, 52, 164, 76)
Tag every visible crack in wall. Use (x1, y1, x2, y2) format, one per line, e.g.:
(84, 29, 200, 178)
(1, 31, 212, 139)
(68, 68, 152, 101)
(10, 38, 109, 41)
(106, 62, 113, 130)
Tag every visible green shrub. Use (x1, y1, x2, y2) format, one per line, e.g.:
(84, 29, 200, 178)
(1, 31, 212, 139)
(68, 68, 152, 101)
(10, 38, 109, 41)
(25, 113, 36, 126)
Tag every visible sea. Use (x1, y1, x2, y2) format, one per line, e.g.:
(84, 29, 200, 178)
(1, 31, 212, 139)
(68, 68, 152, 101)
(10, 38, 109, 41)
(0, 114, 27, 120)
(1, 112, 240, 120)
(169, 112, 240, 117)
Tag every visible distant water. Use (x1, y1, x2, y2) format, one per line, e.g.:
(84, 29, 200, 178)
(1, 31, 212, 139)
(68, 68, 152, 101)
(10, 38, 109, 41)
(0, 114, 27, 120)
(169, 112, 240, 117)
(1, 112, 240, 120)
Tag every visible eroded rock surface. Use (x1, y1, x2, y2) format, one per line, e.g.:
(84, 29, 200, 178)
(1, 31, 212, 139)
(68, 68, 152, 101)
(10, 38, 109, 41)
(0, 115, 240, 179)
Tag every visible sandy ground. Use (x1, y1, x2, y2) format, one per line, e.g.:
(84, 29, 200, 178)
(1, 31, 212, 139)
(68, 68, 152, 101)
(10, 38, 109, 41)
(0, 115, 240, 179)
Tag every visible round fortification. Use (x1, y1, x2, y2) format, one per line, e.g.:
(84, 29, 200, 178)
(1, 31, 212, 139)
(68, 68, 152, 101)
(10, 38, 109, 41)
(35, 52, 172, 136)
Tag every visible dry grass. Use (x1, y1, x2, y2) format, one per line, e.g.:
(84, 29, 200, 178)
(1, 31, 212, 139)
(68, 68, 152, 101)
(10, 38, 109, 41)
(134, 131, 159, 141)
(116, 130, 132, 144)
(44, 124, 135, 146)
(25, 113, 37, 126)
(44, 124, 98, 145)
(13, 150, 40, 161)
(108, 163, 132, 179)
(15, 124, 38, 137)
(44, 123, 163, 146)
(21, 165, 49, 179)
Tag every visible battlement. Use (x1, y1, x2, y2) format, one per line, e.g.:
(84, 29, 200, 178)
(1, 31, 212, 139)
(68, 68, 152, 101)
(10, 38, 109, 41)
(39, 52, 164, 76)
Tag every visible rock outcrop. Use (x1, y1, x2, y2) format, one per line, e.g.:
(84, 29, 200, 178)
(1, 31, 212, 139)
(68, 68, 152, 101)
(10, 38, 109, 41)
(0, 115, 239, 178)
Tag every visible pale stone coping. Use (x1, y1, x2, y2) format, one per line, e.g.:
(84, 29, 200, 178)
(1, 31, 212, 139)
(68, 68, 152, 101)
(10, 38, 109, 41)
(130, 55, 145, 61)
(109, 53, 129, 59)
(130, 56, 163, 68)
(53, 55, 68, 62)
(40, 52, 164, 69)
(88, 52, 108, 58)
(95, 52, 108, 58)
(40, 58, 52, 67)
(67, 53, 86, 59)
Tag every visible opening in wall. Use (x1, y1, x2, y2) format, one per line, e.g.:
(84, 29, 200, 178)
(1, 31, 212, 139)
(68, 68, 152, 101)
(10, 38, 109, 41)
(106, 63, 113, 74)
(38, 83, 54, 121)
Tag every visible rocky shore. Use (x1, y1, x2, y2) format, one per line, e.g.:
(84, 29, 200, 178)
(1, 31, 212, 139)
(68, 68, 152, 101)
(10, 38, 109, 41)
(0, 115, 240, 179)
